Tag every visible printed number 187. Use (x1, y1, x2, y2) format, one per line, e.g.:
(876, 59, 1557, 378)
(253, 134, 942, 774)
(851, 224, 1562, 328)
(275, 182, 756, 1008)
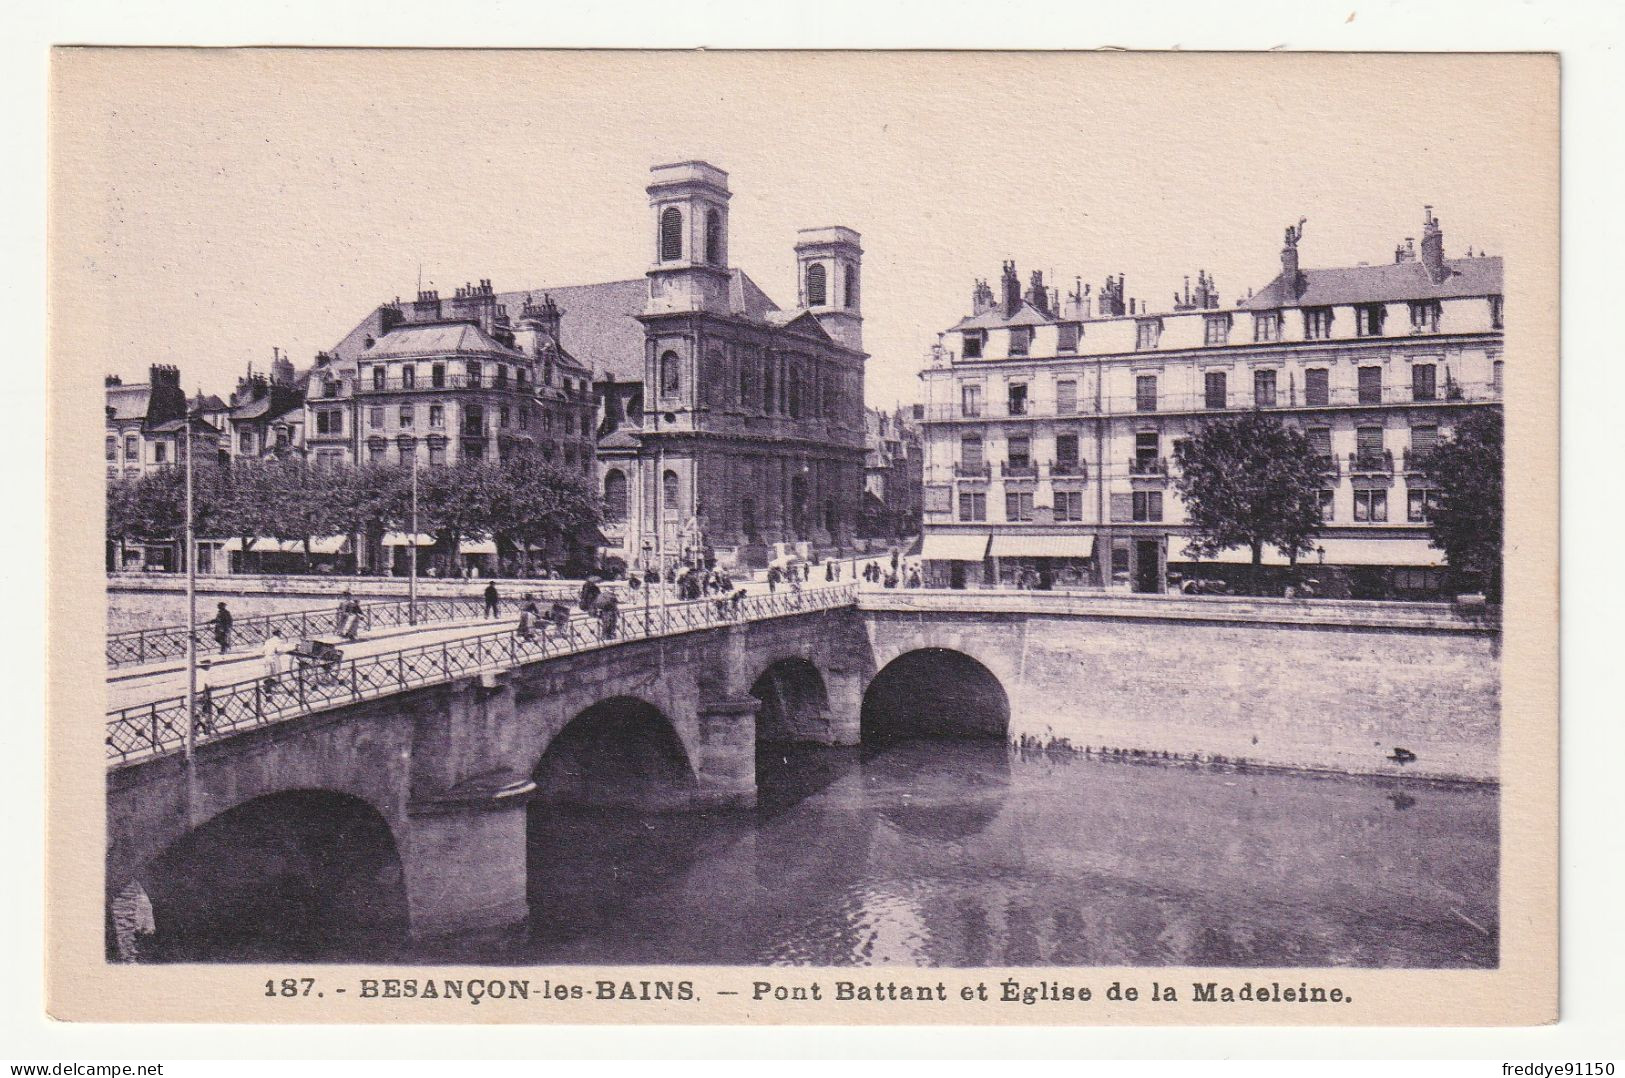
(265, 978, 316, 997)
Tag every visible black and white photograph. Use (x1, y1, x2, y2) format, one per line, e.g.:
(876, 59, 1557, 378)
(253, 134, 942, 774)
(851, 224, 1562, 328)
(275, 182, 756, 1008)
(40, 44, 1562, 1029)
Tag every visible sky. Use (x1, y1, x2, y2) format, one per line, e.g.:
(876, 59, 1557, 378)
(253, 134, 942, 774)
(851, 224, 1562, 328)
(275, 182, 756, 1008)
(56, 50, 1541, 408)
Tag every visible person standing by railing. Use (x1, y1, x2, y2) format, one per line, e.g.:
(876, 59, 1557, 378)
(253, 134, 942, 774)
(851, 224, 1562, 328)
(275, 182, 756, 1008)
(208, 602, 233, 655)
(483, 581, 500, 619)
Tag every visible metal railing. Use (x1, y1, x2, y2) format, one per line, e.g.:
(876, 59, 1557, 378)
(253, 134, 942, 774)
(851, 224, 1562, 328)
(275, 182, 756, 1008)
(1128, 456, 1169, 477)
(1348, 449, 1396, 474)
(105, 584, 859, 765)
(108, 590, 585, 669)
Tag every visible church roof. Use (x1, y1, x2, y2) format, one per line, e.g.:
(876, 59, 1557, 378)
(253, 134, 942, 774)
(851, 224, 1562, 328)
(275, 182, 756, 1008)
(492, 280, 648, 382)
(1243, 256, 1502, 310)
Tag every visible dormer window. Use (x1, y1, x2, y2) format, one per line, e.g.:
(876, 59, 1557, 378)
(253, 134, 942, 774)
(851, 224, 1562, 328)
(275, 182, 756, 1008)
(1355, 303, 1387, 337)
(1008, 326, 1032, 356)
(962, 330, 985, 359)
(1056, 322, 1081, 353)
(1409, 300, 1442, 333)
(372, 367, 386, 391)
(1253, 311, 1283, 343)
(1135, 318, 1162, 351)
(1303, 307, 1334, 340)
(1203, 313, 1232, 346)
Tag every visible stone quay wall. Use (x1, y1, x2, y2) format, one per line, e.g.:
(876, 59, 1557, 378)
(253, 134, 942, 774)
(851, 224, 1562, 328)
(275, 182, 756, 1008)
(860, 591, 1500, 783)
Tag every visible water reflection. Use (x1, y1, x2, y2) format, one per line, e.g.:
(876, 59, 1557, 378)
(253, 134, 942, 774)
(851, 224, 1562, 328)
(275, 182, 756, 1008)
(514, 740, 1498, 969)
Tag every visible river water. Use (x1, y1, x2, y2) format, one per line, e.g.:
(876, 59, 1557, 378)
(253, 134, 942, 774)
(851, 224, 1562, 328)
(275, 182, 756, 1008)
(502, 740, 1498, 969)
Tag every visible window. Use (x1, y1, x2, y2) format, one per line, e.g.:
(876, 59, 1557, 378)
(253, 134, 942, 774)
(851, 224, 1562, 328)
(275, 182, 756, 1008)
(1303, 307, 1334, 340)
(1204, 313, 1232, 346)
(368, 441, 387, 464)
(397, 439, 415, 465)
(124, 434, 139, 460)
(153, 442, 167, 464)
(1008, 327, 1032, 356)
(105, 436, 116, 461)
(762, 359, 774, 413)
(1356, 424, 1385, 461)
(1007, 383, 1028, 416)
(1317, 489, 1335, 522)
(962, 331, 985, 359)
(960, 384, 982, 418)
(1307, 426, 1333, 465)
(806, 263, 827, 306)
(399, 405, 414, 428)
(467, 361, 482, 387)
(1354, 488, 1388, 523)
(517, 368, 528, 389)
(429, 405, 443, 428)
(1057, 322, 1081, 353)
(1055, 433, 1080, 469)
(960, 434, 984, 470)
(1407, 488, 1439, 523)
(1358, 365, 1383, 405)
(1490, 295, 1504, 329)
(958, 491, 987, 522)
(1253, 311, 1282, 342)
(844, 264, 858, 309)
(1005, 491, 1035, 522)
(1253, 368, 1278, 408)
(603, 469, 627, 521)
(1493, 360, 1504, 395)
(1135, 431, 1160, 471)
(463, 404, 484, 437)
(369, 406, 384, 430)
(401, 366, 415, 389)
(1135, 319, 1162, 350)
(659, 207, 682, 262)
(1411, 363, 1437, 402)
(1305, 368, 1330, 407)
(372, 367, 386, 391)
(660, 351, 681, 397)
(1135, 374, 1158, 412)
(1007, 436, 1031, 469)
(705, 209, 723, 266)
(432, 363, 445, 389)
(428, 442, 446, 466)
(315, 410, 341, 435)
(499, 406, 511, 429)
(1409, 300, 1442, 333)
(1056, 379, 1077, 415)
(662, 469, 680, 514)
(1355, 303, 1387, 337)
(1055, 490, 1084, 522)
(1132, 490, 1163, 522)
(496, 365, 508, 388)
(1411, 424, 1438, 452)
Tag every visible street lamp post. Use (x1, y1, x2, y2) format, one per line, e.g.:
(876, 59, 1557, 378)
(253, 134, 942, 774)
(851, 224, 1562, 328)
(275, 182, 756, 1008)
(183, 409, 198, 764)
(408, 450, 419, 625)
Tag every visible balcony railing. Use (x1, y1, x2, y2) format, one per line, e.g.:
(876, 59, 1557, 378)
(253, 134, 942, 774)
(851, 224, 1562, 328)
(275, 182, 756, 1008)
(1049, 460, 1088, 480)
(1312, 453, 1341, 478)
(1000, 462, 1037, 479)
(1401, 449, 1436, 473)
(358, 374, 536, 394)
(1348, 449, 1395, 474)
(954, 461, 991, 479)
(1129, 456, 1168, 477)
(918, 379, 1500, 424)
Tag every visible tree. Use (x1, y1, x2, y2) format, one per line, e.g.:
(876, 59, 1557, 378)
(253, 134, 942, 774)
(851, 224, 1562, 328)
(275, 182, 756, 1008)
(1419, 408, 1503, 600)
(1172, 412, 1330, 571)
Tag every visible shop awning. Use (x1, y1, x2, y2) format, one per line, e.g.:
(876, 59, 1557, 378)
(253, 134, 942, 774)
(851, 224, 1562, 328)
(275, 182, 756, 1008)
(381, 532, 435, 547)
(222, 536, 348, 555)
(1168, 535, 1444, 568)
(988, 533, 1097, 559)
(459, 539, 498, 556)
(919, 533, 991, 561)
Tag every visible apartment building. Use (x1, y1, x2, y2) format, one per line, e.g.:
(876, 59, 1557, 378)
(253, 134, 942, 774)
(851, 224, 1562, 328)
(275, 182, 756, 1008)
(917, 208, 1503, 596)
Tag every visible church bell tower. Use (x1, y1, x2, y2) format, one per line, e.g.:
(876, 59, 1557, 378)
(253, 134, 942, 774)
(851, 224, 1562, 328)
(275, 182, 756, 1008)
(794, 226, 864, 352)
(644, 161, 732, 316)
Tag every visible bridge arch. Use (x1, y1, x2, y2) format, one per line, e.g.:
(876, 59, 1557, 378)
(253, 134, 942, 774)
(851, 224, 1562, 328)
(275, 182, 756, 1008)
(860, 647, 1011, 743)
(750, 657, 831, 745)
(531, 695, 696, 811)
(112, 788, 407, 962)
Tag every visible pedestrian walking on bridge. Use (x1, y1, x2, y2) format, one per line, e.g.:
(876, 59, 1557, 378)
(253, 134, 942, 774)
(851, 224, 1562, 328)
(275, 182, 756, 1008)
(208, 602, 233, 654)
(483, 581, 500, 619)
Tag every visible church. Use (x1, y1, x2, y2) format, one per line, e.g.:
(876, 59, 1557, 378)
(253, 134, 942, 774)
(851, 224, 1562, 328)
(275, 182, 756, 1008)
(332, 160, 869, 571)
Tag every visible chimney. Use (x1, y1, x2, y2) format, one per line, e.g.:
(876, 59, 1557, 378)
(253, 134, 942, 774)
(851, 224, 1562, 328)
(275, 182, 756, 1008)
(1420, 206, 1447, 283)
(1280, 217, 1306, 302)
(105, 374, 122, 387)
(413, 289, 441, 321)
(971, 278, 995, 315)
(1001, 261, 1022, 318)
(1025, 270, 1051, 317)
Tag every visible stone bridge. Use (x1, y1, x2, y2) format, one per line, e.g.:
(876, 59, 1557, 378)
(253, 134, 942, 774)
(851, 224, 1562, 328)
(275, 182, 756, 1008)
(106, 590, 1498, 955)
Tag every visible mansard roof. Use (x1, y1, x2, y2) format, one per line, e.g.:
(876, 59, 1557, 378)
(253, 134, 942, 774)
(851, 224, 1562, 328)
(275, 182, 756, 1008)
(367, 320, 526, 360)
(1243, 256, 1503, 311)
(951, 301, 1055, 331)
